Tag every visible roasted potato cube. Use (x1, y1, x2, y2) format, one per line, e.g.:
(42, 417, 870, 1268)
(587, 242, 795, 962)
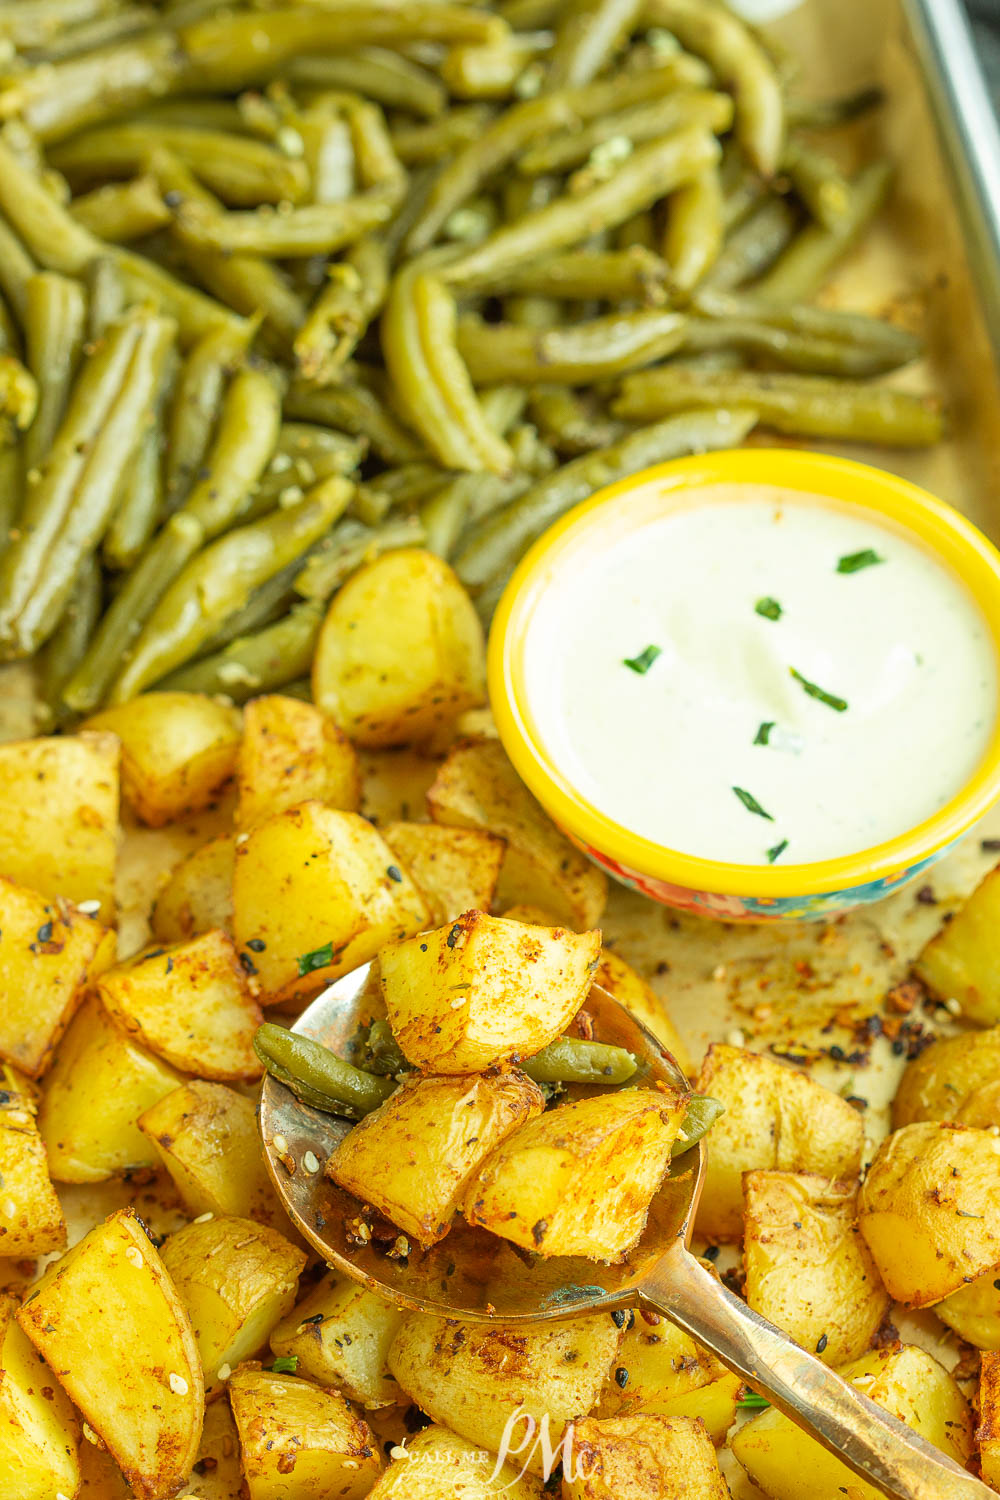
(270, 1272, 405, 1408)
(858, 1122, 1000, 1306)
(694, 1045, 864, 1241)
(464, 1088, 688, 1261)
(0, 731, 118, 923)
(388, 1312, 621, 1475)
(592, 948, 691, 1077)
(313, 548, 486, 748)
(0, 1293, 80, 1500)
(184, 1397, 244, 1500)
(0, 878, 115, 1079)
(731, 1344, 973, 1500)
(366, 1424, 543, 1498)
(97, 930, 263, 1081)
(743, 1171, 889, 1366)
(83, 692, 241, 828)
(228, 1367, 384, 1499)
(327, 1070, 545, 1246)
(232, 802, 430, 1006)
(151, 834, 236, 943)
(236, 694, 361, 832)
(39, 996, 184, 1183)
(382, 822, 505, 926)
(597, 1318, 724, 1419)
(977, 1350, 1000, 1491)
(0, 1084, 66, 1257)
(936, 1268, 1000, 1349)
(17, 1208, 204, 1500)
(915, 864, 1000, 1026)
(564, 1414, 728, 1500)
(380, 910, 601, 1074)
(892, 1028, 1000, 1128)
(427, 740, 607, 930)
(651, 1373, 743, 1446)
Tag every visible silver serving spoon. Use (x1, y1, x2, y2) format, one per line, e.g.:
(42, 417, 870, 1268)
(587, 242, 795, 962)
(259, 964, 990, 1500)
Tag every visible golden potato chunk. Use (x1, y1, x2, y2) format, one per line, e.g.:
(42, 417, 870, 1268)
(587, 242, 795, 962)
(0, 878, 116, 1079)
(597, 1318, 724, 1419)
(465, 1087, 688, 1261)
(327, 1070, 545, 1246)
(0, 1293, 80, 1500)
(565, 1414, 728, 1500)
(232, 802, 430, 1005)
(380, 910, 601, 1074)
(77, 1441, 132, 1498)
(97, 929, 263, 1081)
(936, 1268, 1000, 1349)
(236, 694, 361, 832)
(0, 731, 118, 923)
(915, 864, 1000, 1026)
(83, 691, 241, 827)
(270, 1273, 405, 1408)
(388, 1312, 621, 1476)
(39, 996, 184, 1183)
(731, 1343, 973, 1500)
(0, 1083, 66, 1257)
(694, 1044, 864, 1242)
(427, 739, 607, 930)
(228, 1367, 384, 1499)
(858, 1122, 1000, 1306)
(650, 1373, 743, 1446)
(592, 948, 691, 1077)
(366, 1425, 544, 1499)
(892, 1027, 1000, 1128)
(17, 1208, 204, 1500)
(977, 1349, 1000, 1491)
(313, 548, 486, 747)
(151, 834, 235, 944)
(382, 821, 506, 926)
(185, 1397, 244, 1500)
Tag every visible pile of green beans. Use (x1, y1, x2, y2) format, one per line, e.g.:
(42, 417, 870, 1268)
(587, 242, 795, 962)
(0, 0, 938, 714)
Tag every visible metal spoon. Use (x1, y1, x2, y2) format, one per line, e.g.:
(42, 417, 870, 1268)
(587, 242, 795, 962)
(259, 964, 990, 1500)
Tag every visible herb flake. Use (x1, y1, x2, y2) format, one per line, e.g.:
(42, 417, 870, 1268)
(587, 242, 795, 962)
(733, 786, 774, 821)
(755, 597, 782, 621)
(766, 839, 788, 864)
(271, 1356, 299, 1374)
(297, 941, 334, 976)
(754, 721, 775, 746)
(623, 644, 661, 675)
(789, 667, 848, 713)
(737, 1393, 770, 1410)
(837, 548, 884, 574)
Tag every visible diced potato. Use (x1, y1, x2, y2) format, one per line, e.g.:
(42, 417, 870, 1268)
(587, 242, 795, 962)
(313, 548, 486, 748)
(0, 1083, 66, 1257)
(388, 1312, 621, 1475)
(236, 694, 361, 832)
(0, 1293, 80, 1500)
(564, 1414, 729, 1500)
(892, 1028, 1000, 1128)
(151, 834, 236, 944)
(270, 1272, 405, 1409)
(743, 1171, 889, 1366)
(327, 1070, 545, 1246)
(427, 740, 607, 930)
(183, 1397, 244, 1500)
(464, 1087, 688, 1261)
(228, 1367, 384, 1499)
(39, 996, 184, 1183)
(83, 692, 241, 828)
(380, 910, 601, 1074)
(597, 1318, 724, 1419)
(915, 864, 1000, 1026)
(138, 1080, 284, 1228)
(651, 1372, 743, 1446)
(231, 802, 430, 1006)
(0, 731, 119, 923)
(0, 878, 116, 1078)
(97, 930, 263, 1081)
(592, 948, 691, 1078)
(694, 1045, 864, 1242)
(730, 1343, 973, 1500)
(936, 1268, 1000, 1349)
(382, 821, 506, 926)
(366, 1425, 543, 1499)
(977, 1349, 1000, 1492)
(858, 1122, 1000, 1306)
(17, 1208, 204, 1500)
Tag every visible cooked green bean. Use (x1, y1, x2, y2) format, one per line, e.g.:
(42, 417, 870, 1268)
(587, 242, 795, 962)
(545, 0, 644, 92)
(86, 256, 126, 340)
(156, 598, 325, 701)
(294, 239, 390, 384)
(484, 247, 669, 304)
(69, 174, 171, 243)
(289, 49, 447, 121)
(364, 1018, 408, 1075)
(0, 0, 119, 49)
(22, 272, 86, 481)
(33, 5, 158, 63)
(440, 37, 544, 101)
(390, 106, 494, 167)
(614, 367, 942, 445)
(194, 559, 302, 660)
(458, 307, 686, 385)
(294, 515, 426, 603)
(616, 208, 656, 252)
(499, 0, 561, 27)
(786, 87, 884, 131)
(114, 242, 247, 347)
(752, 160, 893, 303)
(164, 319, 254, 514)
(371, 462, 452, 508)
(0, 216, 37, 324)
(174, 190, 399, 259)
(285, 379, 423, 465)
(673, 1093, 725, 1156)
(782, 137, 851, 232)
(36, 551, 102, 712)
(103, 419, 164, 571)
(0, 138, 98, 277)
(0, 355, 38, 440)
(664, 164, 724, 294)
(525, 1037, 638, 1084)
(702, 194, 799, 292)
(517, 89, 732, 176)
(680, 315, 916, 377)
(0, 444, 20, 547)
(254, 1023, 396, 1120)
(529, 385, 626, 453)
(693, 287, 923, 366)
(345, 98, 406, 197)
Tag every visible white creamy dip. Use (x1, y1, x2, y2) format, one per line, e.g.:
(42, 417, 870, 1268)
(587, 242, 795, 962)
(522, 485, 998, 866)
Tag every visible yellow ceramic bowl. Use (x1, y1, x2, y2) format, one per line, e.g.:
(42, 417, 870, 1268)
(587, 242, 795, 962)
(488, 449, 1000, 922)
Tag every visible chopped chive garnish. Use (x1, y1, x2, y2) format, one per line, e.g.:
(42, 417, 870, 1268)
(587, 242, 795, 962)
(733, 786, 774, 821)
(766, 839, 788, 864)
(737, 1393, 770, 1409)
(755, 597, 782, 621)
(297, 941, 334, 975)
(837, 548, 884, 574)
(754, 721, 775, 746)
(271, 1356, 298, 1374)
(623, 644, 661, 675)
(789, 667, 848, 713)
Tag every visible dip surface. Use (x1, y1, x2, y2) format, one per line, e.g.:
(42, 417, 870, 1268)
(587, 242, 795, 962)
(523, 484, 998, 866)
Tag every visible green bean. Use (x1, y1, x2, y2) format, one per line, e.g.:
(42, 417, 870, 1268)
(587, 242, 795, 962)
(32, 5, 157, 62)
(486, 247, 667, 305)
(0, 355, 38, 440)
(479, 384, 528, 437)
(390, 106, 494, 167)
(193, 560, 301, 660)
(545, 0, 644, 92)
(156, 599, 325, 701)
(0, 444, 20, 547)
(113, 243, 247, 347)
(499, 0, 561, 27)
(454, 406, 758, 590)
(289, 49, 447, 121)
(786, 87, 883, 131)
(673, 1094, 725, 1156)
(268, 422, 367, 482)
(36, 551, 102, 713)
(0, 137, 98, 277)
(69, 174, 171, 243)
(351, 484, 393, 526)
(22, 272, 86, 482)
(523, 1037, 638, 1084)
(0, 0, 119, 49)
(517, 89, 732, 176)
(294, 514, 426, 602)
(441, 37, 549, 101)
(529, 385, 626, 453)
(616, 208, 656, 252)
(86, 255, 126, 340)
(103, 418, 164, 571)
(782, 137, 851, 232)
(164, 320, 254, 514)
(508, 421, 558, 478)
(720, 146, 768, 233)
(613, 367, 942, 445)
(642, 0, 784, 176)
(693, 287, 922, 365)
(752, 160, 893, 303)
(344, 98, 406, 198)
(458, 307, 686, 386)
(294, 239, 389, 385)
(285, 379, 423, 465)
(371, 462, 451, 508)
(664, 164, 724, 294)
(254, 1023, 396, 1120)
(174, 189, 399, 259)
(0, 216, 37, 324)
(701, 194, 799, 292)
(684, 298, 920, 377)
(363, 1018, 407, 1076)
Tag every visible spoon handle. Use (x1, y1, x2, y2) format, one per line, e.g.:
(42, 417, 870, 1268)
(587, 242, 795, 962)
(641, 1248, 991, 1500)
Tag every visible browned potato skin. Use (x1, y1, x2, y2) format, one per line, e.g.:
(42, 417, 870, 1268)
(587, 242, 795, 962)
(83, 692, 242, 828)
(270, 1272, 405, 1408)
(0, 1082, 66, 1256)
(327, 1069, 544, 1246)
(0, 877, 116, 1078)
(152, 834, 236, 944)
(892, 1027, 1000, 1129)
(597, 1319, 724, 1419)
(976, 1349, 1000, 1490)
(236, 694, 361, 832)
(0, 1292, 81, 1500)
(915, 863, 1000, 1026)
(936, 1266, 1000, 1349)
(564, 1414, 729, 1500)
(228, 1367, 384, 1499)
(742, 1171, 889, 1366)
(858, 1122, 1000, 1306)
(694, 1044, 864, 1242)
(367, 1424, 544, 1498)
(383, 820, 506, 925)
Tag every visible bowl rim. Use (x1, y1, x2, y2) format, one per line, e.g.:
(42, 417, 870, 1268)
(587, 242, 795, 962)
(488, 447, 1000, 898)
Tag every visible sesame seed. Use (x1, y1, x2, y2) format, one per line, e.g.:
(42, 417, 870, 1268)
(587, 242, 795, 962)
(217, 1363, 232, 1381)
(193, 1211, 214, 1224)
(1, 1199, 15, 1218)
(125, 1246, 143, 1269)
(76, 899, 101, 915)
(945, 997, 963, 1016)
(712, 964, 727, 981)
(272, 1134, 288, 1155)
(303, 1151, 320, 1174)
(169, 1373, 189, 1395)
(83, 1423, 100, 1445)
(389, 1445, 410, 1460)
(726, 1028, 745, 1049)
